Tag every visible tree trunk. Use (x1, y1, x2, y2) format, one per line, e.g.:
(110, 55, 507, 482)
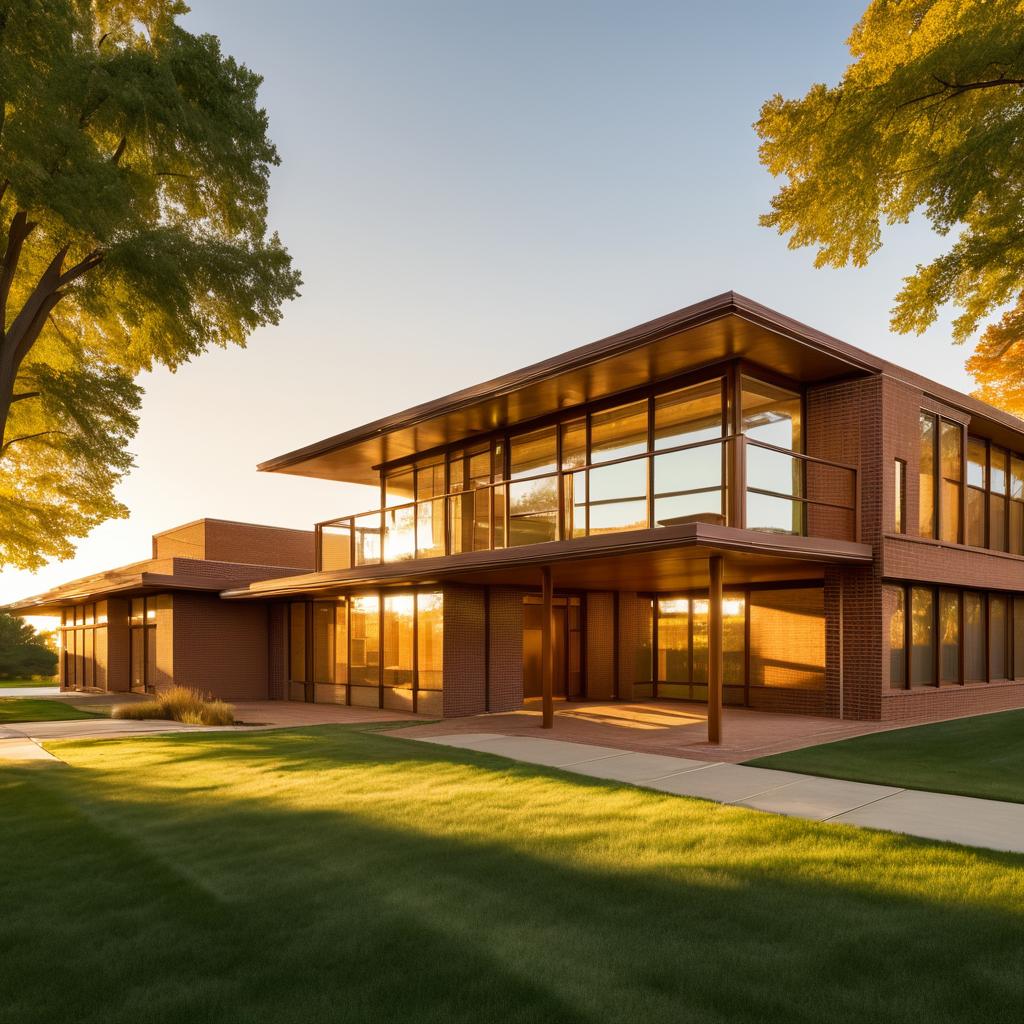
(0, 206, 102, 452)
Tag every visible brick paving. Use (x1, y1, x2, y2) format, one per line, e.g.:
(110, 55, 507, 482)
(398, 699, 925, 763)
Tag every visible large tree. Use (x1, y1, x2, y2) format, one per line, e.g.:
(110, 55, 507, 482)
(756, 0, 1024, 413)
(0, 610, 57, 678)
(0, 1, 300, 568)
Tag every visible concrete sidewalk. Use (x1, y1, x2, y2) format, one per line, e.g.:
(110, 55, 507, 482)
(0, 717, 238, 762)
(406, 732, 1024, 856)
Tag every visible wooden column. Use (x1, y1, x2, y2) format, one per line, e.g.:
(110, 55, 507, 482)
(541, 565, 554, 729)
(708, 555, 724, 744)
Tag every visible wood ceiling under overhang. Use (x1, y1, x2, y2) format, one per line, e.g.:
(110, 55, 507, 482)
(223, 524, 872, 600)
(259, 292, 882, 486)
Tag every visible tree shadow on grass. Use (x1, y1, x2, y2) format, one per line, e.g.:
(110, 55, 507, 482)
(3, 727, 1023, 1024)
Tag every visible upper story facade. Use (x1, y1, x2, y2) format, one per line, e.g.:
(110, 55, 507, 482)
(258, 293, 1024, 585)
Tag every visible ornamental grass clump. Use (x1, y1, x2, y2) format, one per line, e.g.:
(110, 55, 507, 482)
(112, 687, 234, 726)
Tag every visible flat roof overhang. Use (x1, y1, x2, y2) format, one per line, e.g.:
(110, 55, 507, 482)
(221, 524, 873, 599)
(258, 292, 883, 485)
(6, 574, 240, 616)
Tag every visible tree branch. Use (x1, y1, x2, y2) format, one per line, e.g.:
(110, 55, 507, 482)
(0, 210, 38, 334)
(1, 430, 59, 454)
(897, 74, 1024, 112)
(110, 136, 127, 165)
(931, 74, 1024, 94)
(3, 249, 69, 376)
(10, 290, 65, 369)
(57, 250, 103, 287)
(10, 391, 39, 404)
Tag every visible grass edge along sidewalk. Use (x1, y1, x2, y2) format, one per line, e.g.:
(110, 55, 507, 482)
(2, 723, 1022, 1024)
(747, 708, 1024, 804)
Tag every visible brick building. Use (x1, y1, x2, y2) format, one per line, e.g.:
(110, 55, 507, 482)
(11, 292, 1024, 729)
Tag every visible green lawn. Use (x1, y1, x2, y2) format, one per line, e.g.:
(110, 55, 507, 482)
(0, 699, 101, 723)
(1, 726, 1021, 1024)
(0, 678, 57, 688)
(747, 709, 1024, 804)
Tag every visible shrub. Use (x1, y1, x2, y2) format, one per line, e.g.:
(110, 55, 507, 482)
(111, 687, 235, 726)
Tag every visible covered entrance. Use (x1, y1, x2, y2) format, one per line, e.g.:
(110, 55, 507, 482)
(523, 595, 582, 699)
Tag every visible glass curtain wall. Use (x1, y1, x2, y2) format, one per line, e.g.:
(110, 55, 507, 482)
(649, 587, 824, 705)
(61, 601, 109, 691)
(508, 428, 559, 546)
(741, 378, 804, 534)
(450, 443, 504, 553)
(288, 592, 443, 711)
(129, 595, 168, 694)
(354, 366, 825, 566)
(653, 379, 727, 525)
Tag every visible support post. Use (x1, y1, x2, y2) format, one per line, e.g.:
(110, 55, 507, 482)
(708, 555, 724, 744)
(541, 565, 554, 729)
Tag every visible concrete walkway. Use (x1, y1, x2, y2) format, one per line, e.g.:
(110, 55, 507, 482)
(407, 732, 1024, 856)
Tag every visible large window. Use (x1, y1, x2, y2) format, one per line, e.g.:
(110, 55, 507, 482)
(288, 591, 443, 711)
(964, 592, 986, 682)
(650, 585, 823, 704)
(128, 595, 169, 694)
(886, 587, 906, 688)
(324, 365, 861, 570)
(894, 459, 906, 534)
(990, 595, 1009, 682)
(61, 601, 108, 691)
(888, 585, 1024, 687)
(964, 437, 1024, 553)
(918, 413, 936, 539)
(653, 379, 726, 526)
(508, 429, 559, 546)
(416, 593, 444, 715)
(967, 437, 987, 547)
(939, 590, 961, 684)
(383, 594, 415, 710)
(587, 400, 649, 536)
(918, 413, 962, 543)
(909, 587, 936, 686)
(742, 378, 804, 535)
(349, 594, 381, 705)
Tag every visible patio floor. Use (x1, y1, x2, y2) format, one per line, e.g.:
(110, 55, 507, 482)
(399, 700, 904, 763)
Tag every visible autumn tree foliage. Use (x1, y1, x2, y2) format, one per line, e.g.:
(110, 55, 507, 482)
(0, 1, 300, 568)
(756, 0, 1024, 413)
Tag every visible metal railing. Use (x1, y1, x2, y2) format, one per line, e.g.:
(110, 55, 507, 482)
(315, 434, 859, 571)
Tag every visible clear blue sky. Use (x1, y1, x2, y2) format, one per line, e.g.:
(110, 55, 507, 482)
(3, 0, 971, 610)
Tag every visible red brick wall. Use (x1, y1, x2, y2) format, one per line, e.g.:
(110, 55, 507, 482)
(267, 602, 287, 701)
(152, 596, 175, 690)
(153, 522, 206, 560)
(204, 520, 315, 569)
(171, 592, 270, 700)
(153, 519, 315, 570)
(487, 587, 523, 712)
(616, 593, 652, 701)
(442, 586, 487, 717)
(882, 680, 1024, 722)
(883, 537, 1024, 591)
(106, 598, 131, 693)
(585, 592, 615, 699)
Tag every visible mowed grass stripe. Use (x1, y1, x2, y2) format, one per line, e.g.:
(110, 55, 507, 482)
(0, 724, 1020, 1024)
